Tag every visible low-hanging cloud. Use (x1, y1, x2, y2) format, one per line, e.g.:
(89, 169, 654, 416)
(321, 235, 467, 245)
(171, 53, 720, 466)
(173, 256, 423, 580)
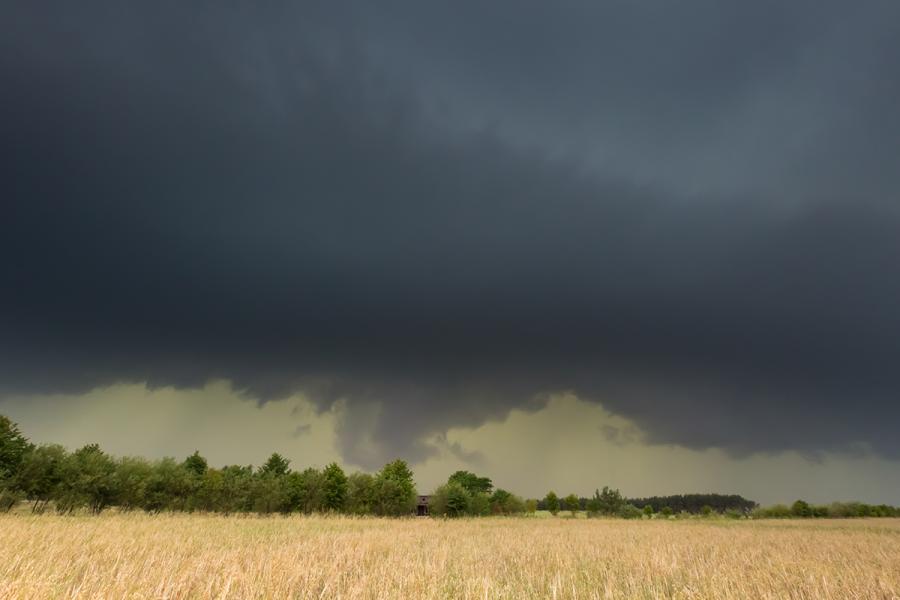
(3, 1, 900, 468)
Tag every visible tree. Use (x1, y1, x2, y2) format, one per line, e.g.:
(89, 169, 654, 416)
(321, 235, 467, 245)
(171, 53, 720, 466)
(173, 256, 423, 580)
(113, 456, 152, 512)
(489, 488, 525, 515)
(322, 462, 348, 512)
(791, 499, 812, 518)
(15, 444, 67, 513)
(251, 472, 288, 514)
(701, 505, 714, 517)
(447, 470, 493, 495)
(193, 468, 225, 512)
(628, 493, 758, 515)
(430, 481, 470, 517)
(588, 486, 625, 516)
(217, 465, 254, 514)
(0, 415, 32, 482)
(564, 494, 580, 517)
(285, 467, 325, 513)
(544, 491, 560, 516)
(56, 444, 116, 514)
(346, 472, 376, 515)
(618, 504, 643, 519)
(143, 458, 193, 513)
(182, 451, 208, 477)
(524, 499, 538, 514)
(259, 453, 291, 478)
(642, 504, 654, 518)
(661, 506, 673, 517)
(373, 460, 416, 516)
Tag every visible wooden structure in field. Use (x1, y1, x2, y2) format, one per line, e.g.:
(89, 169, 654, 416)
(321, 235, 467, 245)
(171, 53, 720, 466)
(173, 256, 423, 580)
(416, 495, 431, 516)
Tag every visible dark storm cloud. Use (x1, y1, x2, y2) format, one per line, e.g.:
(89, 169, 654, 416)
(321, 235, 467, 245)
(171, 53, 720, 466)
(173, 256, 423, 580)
(3, 1, 900, 467)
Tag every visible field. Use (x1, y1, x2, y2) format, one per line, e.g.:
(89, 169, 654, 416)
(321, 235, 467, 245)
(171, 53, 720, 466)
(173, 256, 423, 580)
(2, 514, 899, 599)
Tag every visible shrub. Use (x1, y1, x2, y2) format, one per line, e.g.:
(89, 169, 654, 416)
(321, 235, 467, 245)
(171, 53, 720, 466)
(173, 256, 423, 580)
(617, 504, 643, 519)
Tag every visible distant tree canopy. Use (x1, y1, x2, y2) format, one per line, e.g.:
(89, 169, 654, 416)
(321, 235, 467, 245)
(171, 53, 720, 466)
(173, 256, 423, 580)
(628, 494, 758, 515)
(447, 471, 493, 495)
(544, 491, 560, 516)
(1, 414, 898, 519)
(429, 471, 525, 517)
(1, 415, 32, 482)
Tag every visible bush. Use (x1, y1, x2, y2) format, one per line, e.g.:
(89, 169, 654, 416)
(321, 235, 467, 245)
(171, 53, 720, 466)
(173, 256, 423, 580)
(430, 482, 471, 517)
(617, 504, 643, 519)
(544, 491, 560, 516)
(791, 499, 812, 518)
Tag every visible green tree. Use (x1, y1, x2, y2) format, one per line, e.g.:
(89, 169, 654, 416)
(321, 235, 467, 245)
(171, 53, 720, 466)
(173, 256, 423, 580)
(661, 506, 673, 517)
(791, 499, 812, 518)
(113, 456, 152, 512)
(56, 444, 116, 514)
(587, 486, 625, 516)
(618, 504, 643, 519)
(524, 499, 538, 514)
(544, 491, 560, 516)
(643, 504, 654, 518)
(346, 472, 377, 515)
(285, 467, 325, 513)
(564, 493, 580, 517)
(430, 481, 470, 517)
(488, 488, 525, 515)
(193, 468, 225, 512)
(447, 470, 493, 495)
(182, 451, 208, 477)
(259, 453, 291, 478)
(217, 465, 254, 514)
(373, 460, 416, 516)
(322, 462, 348, 512)
(143, 457, 192, 513)
(251, 472, 288, 514)
(15, 444, 67, 513)
(700, 505, 714, 517)
(0, 415, 32, 483)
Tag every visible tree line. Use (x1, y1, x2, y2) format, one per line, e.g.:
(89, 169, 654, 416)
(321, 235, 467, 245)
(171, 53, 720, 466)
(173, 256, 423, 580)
(1, 415, 416, 516)
(3, 415, 899, 518)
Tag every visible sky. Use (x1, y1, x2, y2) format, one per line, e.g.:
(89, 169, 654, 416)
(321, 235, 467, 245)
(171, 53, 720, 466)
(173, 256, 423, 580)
(3, 1, 900, 505)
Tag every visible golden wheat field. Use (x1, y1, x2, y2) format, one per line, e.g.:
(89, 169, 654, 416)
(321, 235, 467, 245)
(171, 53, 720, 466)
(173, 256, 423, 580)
(1, 513, 899, 600)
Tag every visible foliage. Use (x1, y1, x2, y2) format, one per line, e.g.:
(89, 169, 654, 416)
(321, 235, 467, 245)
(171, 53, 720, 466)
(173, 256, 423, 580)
(629, 493, 757, 515)
(345, 472, 376, 515)
(53, 444, 117, 514)
(182, 451, 208, 477)
(259, 453, 291, 478)
(447, 470, 493, 495)
(373, 460, 416, 516)
(791, 499, 812, 517)
(563, 493, 581, 516)
(490, 488, 525, 515)
(2, 414, 898, 520)
(586, 486, 625, 516)
(430, 482, 471, 517)
(322, 462, 348, 512)
(617, 504, 643, 519)
(544, 491, 560, 516)
(0, 415, 32, 483)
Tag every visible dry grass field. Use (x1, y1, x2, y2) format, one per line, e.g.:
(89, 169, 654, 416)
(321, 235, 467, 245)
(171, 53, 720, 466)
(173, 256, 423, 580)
(1, 513, 899, 599)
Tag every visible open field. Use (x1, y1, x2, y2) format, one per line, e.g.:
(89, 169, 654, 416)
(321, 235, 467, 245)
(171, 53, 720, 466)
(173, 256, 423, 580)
(2, 514, 899, 599)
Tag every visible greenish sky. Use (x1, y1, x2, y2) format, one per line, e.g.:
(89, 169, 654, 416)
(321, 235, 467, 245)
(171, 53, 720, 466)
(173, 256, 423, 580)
(3, 383, 898, 506)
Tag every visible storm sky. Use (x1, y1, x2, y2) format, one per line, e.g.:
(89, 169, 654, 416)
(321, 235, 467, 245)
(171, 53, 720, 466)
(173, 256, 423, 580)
(3, 1, 900, 503)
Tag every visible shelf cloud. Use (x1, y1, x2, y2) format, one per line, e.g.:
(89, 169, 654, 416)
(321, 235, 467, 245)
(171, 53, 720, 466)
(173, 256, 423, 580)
(3, 1, 900, 469)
